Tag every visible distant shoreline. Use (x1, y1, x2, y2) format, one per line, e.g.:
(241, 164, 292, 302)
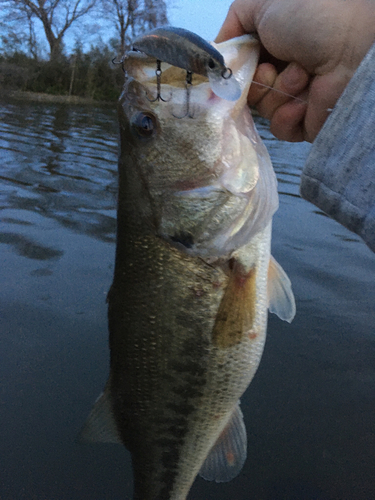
(0, 89, 117, 106)
(1, 89, 260, 116)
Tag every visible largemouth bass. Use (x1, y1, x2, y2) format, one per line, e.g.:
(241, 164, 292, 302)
(80, 33, 296, 500)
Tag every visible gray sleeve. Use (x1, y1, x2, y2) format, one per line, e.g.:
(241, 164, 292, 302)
(300, 42, 375, 252)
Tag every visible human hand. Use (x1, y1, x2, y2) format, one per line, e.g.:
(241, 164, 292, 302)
(216, 0, 375, 142)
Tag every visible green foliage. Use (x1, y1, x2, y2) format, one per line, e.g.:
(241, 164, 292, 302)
(0, 51, 35, 89)
(0, 43, 125, 101)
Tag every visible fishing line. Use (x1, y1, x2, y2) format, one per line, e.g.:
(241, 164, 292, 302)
(250, 81, 308, 104)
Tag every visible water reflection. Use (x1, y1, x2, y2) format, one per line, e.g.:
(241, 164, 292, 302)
(0, 231, 63, 260)
(0, 99, 118, 245)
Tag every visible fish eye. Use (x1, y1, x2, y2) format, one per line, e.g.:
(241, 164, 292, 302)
(131, 112, 157, 139)
(208, 58, 216, 69)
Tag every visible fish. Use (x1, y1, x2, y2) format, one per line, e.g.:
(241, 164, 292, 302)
(131, 26, 241, 101)
(79, 32, 296, 500)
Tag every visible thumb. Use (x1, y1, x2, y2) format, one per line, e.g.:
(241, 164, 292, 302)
(215, 0, 259, 42)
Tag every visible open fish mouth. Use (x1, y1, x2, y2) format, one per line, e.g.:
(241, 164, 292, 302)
(130, 26, 244, 102)
(123, 34, 259, 116)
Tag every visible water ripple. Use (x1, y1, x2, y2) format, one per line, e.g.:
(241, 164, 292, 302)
(0, 99, 118, 242)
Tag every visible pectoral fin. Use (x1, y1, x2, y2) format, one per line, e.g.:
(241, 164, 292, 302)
(268, 256, 296, 323)
(212, 262, 256, 348)
(77, 382, 122, 444)
(199, 401, 247, 482)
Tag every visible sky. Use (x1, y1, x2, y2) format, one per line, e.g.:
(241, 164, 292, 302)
(168, 0, 233, 42)
(66, 0, 234, 52)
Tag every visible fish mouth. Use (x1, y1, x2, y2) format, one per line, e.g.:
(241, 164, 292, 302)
(124, 34, 260, 112)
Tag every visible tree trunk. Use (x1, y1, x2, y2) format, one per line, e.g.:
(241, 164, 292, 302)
(38, 9, 61, 58)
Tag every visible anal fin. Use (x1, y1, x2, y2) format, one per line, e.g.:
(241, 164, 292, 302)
(199, 401, 247, 483)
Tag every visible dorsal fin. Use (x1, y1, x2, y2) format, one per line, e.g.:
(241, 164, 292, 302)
(199, 401, 247, 482)
(268, 256, 296, 323)
(77, 383, 122, 444)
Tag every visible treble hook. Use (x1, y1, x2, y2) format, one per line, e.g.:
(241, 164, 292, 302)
(172, 71, 194, 119)
(112, 56, 126, 73)
(146, 60, 171, 103)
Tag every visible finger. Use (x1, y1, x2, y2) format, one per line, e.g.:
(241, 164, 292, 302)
(270, 92, 308, 142)
(304, 70, 351, 142)
(256, 62, 310, 120)
(215, 4, 247, 42)
(248, 63, 278, 106)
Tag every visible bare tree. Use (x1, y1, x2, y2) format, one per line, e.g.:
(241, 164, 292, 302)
(142, 0, 167, 31)
(24, 6, 38, 58)
(0, 2, 36, 56)
(1, 0, 97, 59)
(104, 0, 168, 56)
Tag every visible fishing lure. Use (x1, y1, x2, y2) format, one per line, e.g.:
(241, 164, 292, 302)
(131, 26, 241, 102)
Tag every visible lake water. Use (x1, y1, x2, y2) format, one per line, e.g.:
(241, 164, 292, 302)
(0, 97, 374, 500)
